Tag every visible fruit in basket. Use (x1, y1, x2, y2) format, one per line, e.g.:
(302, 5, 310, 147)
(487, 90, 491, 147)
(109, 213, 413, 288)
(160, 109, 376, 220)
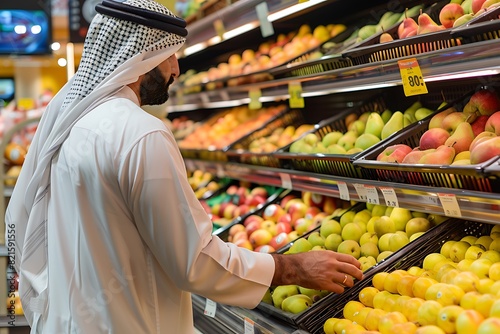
(470, 136, 500, 164)
(471, 115, 490, 136)
(398, 16, 419, 39)
(485, 111, 500, 135)
(381, 111, 404, 139)
(420, 128, 451, 150)
(379, 32, 394, 43)
(417, 12, 446, 35)
(445, 122, 475, 154)
(365, 112, 385, 138)
(463, 89, 500, 117)
(453, 13, 475, 27)
(429, 108, 457, 129)
(281, 294, 313, 314)
(337, 240, 361, 259)
(470, 131, 497, 151)
(354, 133, 380, 150)
(415, 107, 435, 121)
(377, 144, 413, 162)
(439, 3, 465, 28)
(418, 145, 455, 165)
(472, 0, 488, 13)
(271, 285, 299, 308)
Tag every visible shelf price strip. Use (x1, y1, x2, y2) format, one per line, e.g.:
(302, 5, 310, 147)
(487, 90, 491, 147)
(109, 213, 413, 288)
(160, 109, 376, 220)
(398, 57, 428, 97)
(337, 181, 350, 201)
(279, 173, 293, 189)
(288, 82, 305, 108)
(244, 317, 255, 334)
(380, 187, 399, 207)
(353, 183, 367, 201)
(364, 185, 380, 205)
(438, 193, 462, 218)
(204, 299, 217, 318)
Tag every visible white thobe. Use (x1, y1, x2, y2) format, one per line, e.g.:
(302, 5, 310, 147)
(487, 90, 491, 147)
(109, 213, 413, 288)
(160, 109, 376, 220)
(40, 87, 274, 333)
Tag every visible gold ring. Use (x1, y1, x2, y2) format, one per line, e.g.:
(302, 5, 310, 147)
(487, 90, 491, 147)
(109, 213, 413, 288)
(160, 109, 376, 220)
(342, 275, 347, 284)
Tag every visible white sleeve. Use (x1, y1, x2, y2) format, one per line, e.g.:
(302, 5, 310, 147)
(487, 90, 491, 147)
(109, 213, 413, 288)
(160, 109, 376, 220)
(118, 130, 275, 308)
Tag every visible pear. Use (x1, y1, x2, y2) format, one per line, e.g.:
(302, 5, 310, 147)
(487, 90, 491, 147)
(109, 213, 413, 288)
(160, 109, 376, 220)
(271, 285, 299, 309)
(404, 114, 413, 127)
(298, 286, 324, 303)
(337, 131, 358, 151)
(381, 111, 404, 139)
(444, 122, 475, 154)
(281, 294, 313, 314)
(358, 24, 378, 40)
(354, 133, 380, 150)
(453, 13, 474, 27)
(398, 17, 419, 39)
(415, 107, 434, 121)
(417, 11, 446, 35)
(429, 107, 457, 129)
(402, 148, 436, 164)
(380, 32, 394, 43)
(261, 288, 273, 305)
(378, 12, 402, 32)
(418, 145, 455, 165)
(405, 100, 423, 115)
(381, 109, 393, 123)
(364, 112, 385, 138)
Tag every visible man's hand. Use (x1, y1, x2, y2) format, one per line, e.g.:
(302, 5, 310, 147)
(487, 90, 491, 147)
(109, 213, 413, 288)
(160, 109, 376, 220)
(271, 251, 363, 294)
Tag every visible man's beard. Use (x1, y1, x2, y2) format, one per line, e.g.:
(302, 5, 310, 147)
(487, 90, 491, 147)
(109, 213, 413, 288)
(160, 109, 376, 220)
(140, 66, 174, 106)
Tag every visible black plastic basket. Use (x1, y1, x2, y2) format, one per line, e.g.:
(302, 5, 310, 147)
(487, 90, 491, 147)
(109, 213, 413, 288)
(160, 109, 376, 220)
(354, 86, 500, 192)
(451, 18, 500, 44)
(299, 219, 493, 333)
(270, 54, 353, 79)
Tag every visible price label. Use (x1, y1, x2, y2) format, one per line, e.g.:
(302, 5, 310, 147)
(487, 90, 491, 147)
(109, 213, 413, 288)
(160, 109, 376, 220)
(279, 173, 293, 189)
(438, 193, 462, 218)
(288, 82, 305, 108)
(17, 98, 35, 111)
(219, 90, 230, 101)
(244, 317, 255, 334)
(200, 93, 210, 104)
(380, 187, 399, 207)
(249, 89, 262, 110)
(213, 19, 225, 39)
(353, 183, 367, 201)
(426, 195, 440, 206)
(337, 181, 350, 201)
(185, 159, 195, 171)
(365, 185, 380, 205)
(216, 164, 225, 179)
(255, 2, 274, 38)
(398, 58, 428, 97)
(204, 299, 217, 318)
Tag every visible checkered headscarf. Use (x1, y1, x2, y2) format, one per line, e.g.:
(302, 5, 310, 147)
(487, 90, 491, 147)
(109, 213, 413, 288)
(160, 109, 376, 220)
(6, 0, 186, 326)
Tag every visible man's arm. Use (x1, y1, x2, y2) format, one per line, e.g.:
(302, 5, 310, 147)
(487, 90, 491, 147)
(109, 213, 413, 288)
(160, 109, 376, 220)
(271, 251, 363, 294)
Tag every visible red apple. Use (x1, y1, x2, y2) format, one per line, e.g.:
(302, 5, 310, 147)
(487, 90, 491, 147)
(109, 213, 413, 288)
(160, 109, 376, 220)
(233, 204, 250, 218)
(246, 194, 267, 207)
(262, 204, 286, 222)
(472, 0, 487, 13)
(463, 89, 500, 117)
(229, 224, 245, 238)
(279, 194, 298, 208)
(419, 128, 451, 150)
(377, 144, 413, 162)
(226, 185, 239, 195)
(250, 186, 268, 198)
(260, 220, 278, 236)
(245, 220, 262, 237)
(232, 230, 248, 243)
(243, 214, 264, 227)
(305, 206, 322, 220)
(277, 213, 292, 225)
(269, 232, 290, 250)
(287, 201, 308, 224)
(439, 3, 465, 28)
(284, 198, 305, 212)
(276, 221, 292, 234)
(472, 115, 490, 136)
(254, 245, 276, 253)
(302, 191, 325, 208)
(223, 203, 238, 220)
(485, 111, 500, 135)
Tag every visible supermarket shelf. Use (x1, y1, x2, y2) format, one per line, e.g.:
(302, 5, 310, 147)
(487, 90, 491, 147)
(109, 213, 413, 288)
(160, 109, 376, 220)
(192, 294, 302, 334)
(168, 40, 500, 112)
(186, 159, 500, 225)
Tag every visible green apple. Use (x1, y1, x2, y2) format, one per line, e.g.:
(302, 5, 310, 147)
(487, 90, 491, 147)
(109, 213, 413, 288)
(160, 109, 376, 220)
(353, 210, 372, 225)
(339, 211, 356, 229)
(288, 238, 313, 254)
(389, 208, 413, 231)
(319, 219, 341, 239)
(324, 233, 343, 251)
(359, 232, 378, 246)
(465, 245, 486, 261)
(389, 233, 409, 252)
(405, 217, 431, 238)
(409, 231, 425, 242)
(377, 251, 393, 262)
(272, 285, 299, 308)
(449, 241, 471, 263)
(337, 131, 358, 151)
(281, 294, 313, 313)
(360, 242, 380, 258)
(481, 250, 500, 263)
(475, 236, 493, 251)
(469, 259, 493, 279)
(441, 241, 457, 258)
(298, 286, 323, 303)
(342, 222, 364, 243)
(371, 204, 387, 217)
(337, 240, 361, 259)
(378, 233, 393, 252)
(374, 216, 396, 237)
(354, 133, 380, 151)
(307, 232, 325, 247)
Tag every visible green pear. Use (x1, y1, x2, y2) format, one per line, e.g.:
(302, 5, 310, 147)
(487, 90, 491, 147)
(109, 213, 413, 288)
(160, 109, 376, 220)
(415, 107, 434, 121)
(322, 131, 343, 147)
(374, 216, 396, 237)
(381, 111, 404, 139)
(272, 285, 299, 309)
(281, 294, 313, 313)
(348, 120, 366, 135)
(405, 217, 431, 238)
(381, 109, 393, 124)
(337, 131, 358, 151)
(307, 232, 325, 247)
(406, 4, 425, 18)
(358, 24, 378, 40)
(389, 207, 413, 231)
(320, 219, 342, 239)
(358, 112, 371, 123)
(298, 286, 323, 303)
(453, 13, 474, 27)
(288, 238, 313, 254)
(364, 112, 385, 138)
(354, 133, 380, 150)
(461, 0, 473, 14)
(312, 143, 328, 154)
(327, 144, 348, 154)
(262, 288, 273, 305)
(405, 100, 423, 114)
(404, 114, 413, 127)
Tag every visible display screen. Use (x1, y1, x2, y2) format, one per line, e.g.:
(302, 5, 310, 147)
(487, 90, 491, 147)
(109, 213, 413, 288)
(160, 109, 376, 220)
(0, 77, 15, 103)
(0, 9, 52, 55)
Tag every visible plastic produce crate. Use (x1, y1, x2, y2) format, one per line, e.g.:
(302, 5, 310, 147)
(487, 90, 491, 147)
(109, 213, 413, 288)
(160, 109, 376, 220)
(299, 219, 493, 334)
(354, 86, 500, 192)
(269, 54, 353, 80)
(451, 17, 500, 45)
(343, 1, 461, 66)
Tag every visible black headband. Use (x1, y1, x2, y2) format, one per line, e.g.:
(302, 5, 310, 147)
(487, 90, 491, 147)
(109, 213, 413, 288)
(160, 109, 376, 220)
(95, 0, 188, 37)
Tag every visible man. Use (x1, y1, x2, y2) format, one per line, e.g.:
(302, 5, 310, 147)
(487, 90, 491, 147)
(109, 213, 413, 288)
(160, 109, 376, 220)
(6, 0, 362, 332)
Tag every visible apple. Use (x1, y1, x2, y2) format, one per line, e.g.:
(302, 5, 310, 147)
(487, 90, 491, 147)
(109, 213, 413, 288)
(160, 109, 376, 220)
(442, 112, 470, 133)
(471, 115, 490, 136)
(477, 317, 500, 334)
(245, 220, 262, 237)
(485, 111, 500, 135)
(470, 136, 500, 164)
(294, 218, 314, 236)
(279, 194, 298, 208)
(262, 204, 286, 222)
(287, 201, 309, 225)
(405, 217, 431, 238)
(360, 242, 379, 259)
(233, 204, 250, 217)
(249, 229, 273, 247)
(376, 144, 413, 163)
(226, 185, 239, 195)
(269, 232, 290, 250)
(243, 214, 264, 227)
(304, 206, 322, 220)
(276, 221, 292, 235)
(463, 89, 500, 116)
(302, 191, 325, 208)
(324, 233, 342, 251)
(319, 219, 342, 239)
(229, 223, 245, 238)
(322, 197, 339, 214)
(250, 186, 268, 198)
(246, 194, 267, 207)
(260, 220, 278, 236)
(439, 3, 465, 28)
(337, 240, 361, 259)
(223, 203, 238, 220)
(437, 305, 465, 334)
(419, 128, 451, 150)
(472, 0, 488, 13)
(232, 230, 248, 243)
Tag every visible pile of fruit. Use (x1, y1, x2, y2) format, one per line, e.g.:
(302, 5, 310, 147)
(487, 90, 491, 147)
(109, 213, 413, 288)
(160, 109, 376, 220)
(227, 191, 348, 253)
(179, 105, 285, 150)
(259, 203, 446, 314)
(439, 0, 500, 28)
(168, 115, 201, 140)
(322, 224, 500, 334)
(377, 89, 500, 165)
(245, 124, 315, 153)
(187, 170, 226, 199)
(288, 101, 433, 155)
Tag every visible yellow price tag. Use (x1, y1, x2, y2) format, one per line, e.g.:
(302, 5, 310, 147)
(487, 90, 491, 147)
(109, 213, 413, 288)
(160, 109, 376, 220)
(288, 82, 304, 108)
(299, 0, 309, 3)
(213, 19, 225, 40)
(17, 98, 35, 111)
(249, 89, 262, 110)
(398, 58, 428, 97)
